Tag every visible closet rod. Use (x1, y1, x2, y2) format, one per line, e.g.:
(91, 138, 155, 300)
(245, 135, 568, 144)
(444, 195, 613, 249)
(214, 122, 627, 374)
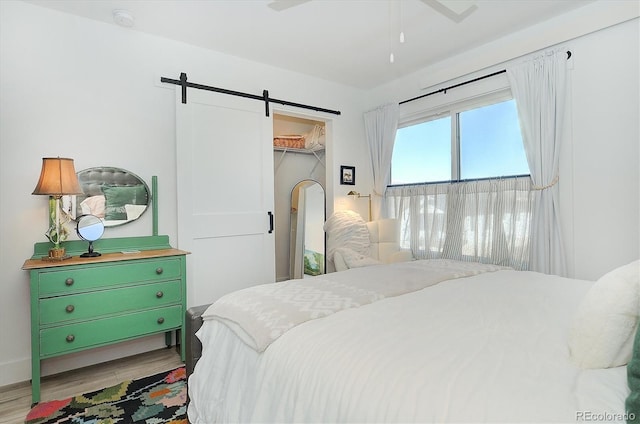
(160, 73, 341, 117)
(399, 50, 572, 106)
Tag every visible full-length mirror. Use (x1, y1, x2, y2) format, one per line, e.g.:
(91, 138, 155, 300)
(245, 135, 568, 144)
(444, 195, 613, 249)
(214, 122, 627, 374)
(62, 167, 150, 227)
(290, 179, 325, 279)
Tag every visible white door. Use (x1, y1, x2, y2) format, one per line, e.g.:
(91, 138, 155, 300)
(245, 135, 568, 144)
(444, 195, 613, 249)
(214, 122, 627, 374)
(175, 88, 275, 306)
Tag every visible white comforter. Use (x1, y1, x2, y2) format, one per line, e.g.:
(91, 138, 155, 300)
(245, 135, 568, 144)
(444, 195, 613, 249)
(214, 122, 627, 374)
(202, 260, 506, 352)
(188, 262, 629, 423)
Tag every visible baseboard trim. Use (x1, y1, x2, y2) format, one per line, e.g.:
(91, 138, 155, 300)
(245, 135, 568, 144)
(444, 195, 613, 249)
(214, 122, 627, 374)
(0, 334, 166, 388)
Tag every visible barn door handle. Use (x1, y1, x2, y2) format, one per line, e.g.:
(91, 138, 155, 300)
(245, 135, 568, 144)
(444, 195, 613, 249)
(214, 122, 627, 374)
(267, 211, 274, 233)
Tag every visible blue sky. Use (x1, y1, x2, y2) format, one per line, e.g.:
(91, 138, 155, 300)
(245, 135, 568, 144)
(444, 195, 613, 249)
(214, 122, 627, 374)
(391, 100, 529, 185)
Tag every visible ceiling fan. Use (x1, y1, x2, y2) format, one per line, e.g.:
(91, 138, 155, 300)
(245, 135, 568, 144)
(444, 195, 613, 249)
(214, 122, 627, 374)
(267, 0, 478, 23)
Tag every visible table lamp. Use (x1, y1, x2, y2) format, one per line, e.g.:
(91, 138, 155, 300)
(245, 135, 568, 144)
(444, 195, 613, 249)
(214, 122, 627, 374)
(32, 157, 84, 259)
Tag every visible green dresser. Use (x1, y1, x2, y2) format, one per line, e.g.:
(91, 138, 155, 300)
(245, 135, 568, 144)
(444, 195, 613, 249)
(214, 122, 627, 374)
(23, 235, 188, 404)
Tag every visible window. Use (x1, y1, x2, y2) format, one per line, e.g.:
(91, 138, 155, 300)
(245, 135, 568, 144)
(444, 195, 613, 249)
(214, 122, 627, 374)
(391, 96, 528, 185)
(387, 91, 533, 269)
(391, 116, 451, 184)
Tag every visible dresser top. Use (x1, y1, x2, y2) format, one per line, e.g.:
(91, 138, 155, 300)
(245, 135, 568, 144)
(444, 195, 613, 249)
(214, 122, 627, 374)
(23, 248, 190, 270)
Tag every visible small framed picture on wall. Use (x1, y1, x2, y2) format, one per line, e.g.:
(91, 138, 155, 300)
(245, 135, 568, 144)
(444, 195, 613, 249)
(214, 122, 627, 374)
(340, 165, 355, 185)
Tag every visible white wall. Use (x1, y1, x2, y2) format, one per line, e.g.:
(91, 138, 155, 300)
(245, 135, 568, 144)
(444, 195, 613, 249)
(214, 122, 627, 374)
(0, 0, 367, 386)
(366, 4, 639, 281)
(568, 19, 639, 280)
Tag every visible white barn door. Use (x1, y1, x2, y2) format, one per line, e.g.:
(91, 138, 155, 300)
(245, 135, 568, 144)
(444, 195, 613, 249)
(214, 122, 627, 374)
(175, 88, 275, 307)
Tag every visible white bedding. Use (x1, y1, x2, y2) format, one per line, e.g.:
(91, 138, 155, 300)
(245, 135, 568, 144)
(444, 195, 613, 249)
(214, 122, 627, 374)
(188, 262, 629, 423)
(202, 260, 506, 352)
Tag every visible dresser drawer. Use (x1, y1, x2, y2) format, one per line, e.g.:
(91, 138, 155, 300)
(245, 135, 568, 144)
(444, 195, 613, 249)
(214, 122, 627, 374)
(38, 258, 182, 296)
(40, 305, 182, 357)
(39, 280, 182, 325)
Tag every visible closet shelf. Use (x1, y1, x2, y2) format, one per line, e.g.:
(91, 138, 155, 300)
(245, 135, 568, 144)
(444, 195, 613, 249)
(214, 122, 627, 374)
(274, 145, 325, 174)
(273, 146, 324, 154)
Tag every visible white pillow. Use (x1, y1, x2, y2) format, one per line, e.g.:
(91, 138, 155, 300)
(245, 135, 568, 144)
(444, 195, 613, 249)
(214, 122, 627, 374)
(125, 204, 146, 220)
(334, 247, 381, 269)
(324, 210, 372, 270)
(568, 259, 640, 369)
(80, 195, 106, 218)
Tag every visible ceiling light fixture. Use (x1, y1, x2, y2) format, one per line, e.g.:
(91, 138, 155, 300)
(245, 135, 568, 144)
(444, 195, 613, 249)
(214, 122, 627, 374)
(389, 0, 406, 64)
(388, 1, 394, 64)
(399, 0, 405, 44)
(112, 9, 135, 28)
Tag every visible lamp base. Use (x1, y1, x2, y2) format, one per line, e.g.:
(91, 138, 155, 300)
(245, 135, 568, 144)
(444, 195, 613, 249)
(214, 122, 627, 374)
(42, 255, 72, 261)
(42, 247, 71, 261)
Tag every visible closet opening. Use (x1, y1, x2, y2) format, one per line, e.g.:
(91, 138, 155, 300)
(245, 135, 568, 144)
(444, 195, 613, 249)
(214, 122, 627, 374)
(272, 112, 328, 282)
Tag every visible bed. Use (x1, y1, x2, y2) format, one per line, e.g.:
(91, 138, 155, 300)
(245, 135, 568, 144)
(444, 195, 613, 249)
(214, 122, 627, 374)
(187, 259, 638, 423)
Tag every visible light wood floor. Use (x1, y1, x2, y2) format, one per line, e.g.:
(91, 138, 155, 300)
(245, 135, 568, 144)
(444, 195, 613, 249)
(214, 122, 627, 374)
(0, 348, 183, 424)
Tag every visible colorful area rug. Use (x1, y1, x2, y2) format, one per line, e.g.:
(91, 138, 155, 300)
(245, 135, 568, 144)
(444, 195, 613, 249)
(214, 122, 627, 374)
(25, 366, 187, 424)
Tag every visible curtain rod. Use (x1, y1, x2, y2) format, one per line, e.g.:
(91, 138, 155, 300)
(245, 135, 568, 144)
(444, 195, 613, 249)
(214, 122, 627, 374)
(399, 50, 572, 106)
(160, 73, 342, 117)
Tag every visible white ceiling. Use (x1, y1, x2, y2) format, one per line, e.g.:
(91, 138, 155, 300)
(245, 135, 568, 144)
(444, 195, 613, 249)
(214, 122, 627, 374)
(24, 0, 593, 89)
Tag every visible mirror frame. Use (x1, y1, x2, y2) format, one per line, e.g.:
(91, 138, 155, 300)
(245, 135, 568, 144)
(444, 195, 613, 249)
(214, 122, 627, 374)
(62, 166, 151, 228)
(290, 179, 326, 279)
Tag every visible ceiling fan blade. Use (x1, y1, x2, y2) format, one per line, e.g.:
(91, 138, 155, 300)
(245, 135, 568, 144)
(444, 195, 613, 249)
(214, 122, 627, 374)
(420, 0, 478, 23)
(267, 0, 312, 12)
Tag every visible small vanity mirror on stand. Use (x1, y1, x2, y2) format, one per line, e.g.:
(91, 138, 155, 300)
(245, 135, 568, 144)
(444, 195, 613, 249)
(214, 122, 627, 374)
(77, 214, 105, 257)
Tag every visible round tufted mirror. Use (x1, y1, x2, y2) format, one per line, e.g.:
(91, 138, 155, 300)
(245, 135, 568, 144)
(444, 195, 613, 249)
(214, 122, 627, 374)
(62, 167, 151, 227)
(76, 214, 105, 257)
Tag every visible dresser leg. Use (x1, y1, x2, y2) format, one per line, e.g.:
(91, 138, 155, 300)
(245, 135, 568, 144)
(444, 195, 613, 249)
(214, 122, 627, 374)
(31, 358, 41, 405)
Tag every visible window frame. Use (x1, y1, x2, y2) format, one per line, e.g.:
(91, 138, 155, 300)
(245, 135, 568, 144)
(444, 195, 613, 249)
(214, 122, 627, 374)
(393, 88, 526, 185)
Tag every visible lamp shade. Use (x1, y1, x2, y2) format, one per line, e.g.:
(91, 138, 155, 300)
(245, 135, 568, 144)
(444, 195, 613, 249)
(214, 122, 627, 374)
(32, 157, 84, 196)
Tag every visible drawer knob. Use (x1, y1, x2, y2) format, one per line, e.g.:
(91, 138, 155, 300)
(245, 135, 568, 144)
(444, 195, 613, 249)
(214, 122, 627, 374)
(157, 317, 165, 324)
(65, 305, 75, 313)
(65, 278, 74, 286)
(155, 267, 163, 275)
(66, 335, 75, 343)
(156, 291, 164, 298)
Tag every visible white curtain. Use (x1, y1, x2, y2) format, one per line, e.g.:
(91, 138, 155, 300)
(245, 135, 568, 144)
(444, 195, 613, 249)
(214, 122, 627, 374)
(364, 103, 398, 220)
(506, 49, 568, 276)
(387, 176, 533, 270)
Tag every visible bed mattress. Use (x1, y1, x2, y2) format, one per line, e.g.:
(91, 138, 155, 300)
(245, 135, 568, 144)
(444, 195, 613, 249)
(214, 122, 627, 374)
(188, 264, 628, 423)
